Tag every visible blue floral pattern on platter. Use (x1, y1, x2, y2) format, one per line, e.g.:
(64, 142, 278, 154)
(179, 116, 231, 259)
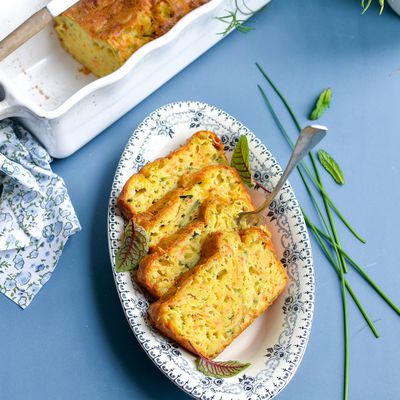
(0, 120, 81, 308)
(107, 101, 314, 399)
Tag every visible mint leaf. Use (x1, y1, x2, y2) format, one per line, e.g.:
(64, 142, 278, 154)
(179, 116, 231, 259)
(115, 220, 149, 272)
(309, 88, 332, 120)
(195, 357, 250, 378)
(230, 135, 253, 188)
(317, 149, 345, 185)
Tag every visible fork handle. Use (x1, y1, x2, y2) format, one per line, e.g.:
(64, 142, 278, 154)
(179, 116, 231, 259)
(0, 8, 53, 62)
(253, 125, 328, 215)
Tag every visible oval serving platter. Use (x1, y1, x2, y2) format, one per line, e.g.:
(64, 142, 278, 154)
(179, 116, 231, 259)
(107, 101, 314, 400)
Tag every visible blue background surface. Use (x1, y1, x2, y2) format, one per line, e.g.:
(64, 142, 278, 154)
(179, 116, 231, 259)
(1, 0, 400, 398)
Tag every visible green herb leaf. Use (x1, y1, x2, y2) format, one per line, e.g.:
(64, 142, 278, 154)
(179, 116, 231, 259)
(115, 220, 149, 272)
(317, 149, 345, 185)
(216, 9, 253, 36)
(195, 357, 250, 378)
(231, 135, 253, 188)
(309, 88, 332, 121)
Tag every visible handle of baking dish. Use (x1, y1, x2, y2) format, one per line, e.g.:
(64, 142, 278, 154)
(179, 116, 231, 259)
(0, 95, 24, 120)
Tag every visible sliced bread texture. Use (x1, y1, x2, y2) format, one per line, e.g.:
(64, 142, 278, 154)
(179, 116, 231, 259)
(118, 131, 227, 219)
(132, 165, 252, 249)
(149, 227, 288, 359)
(137, 197, 256, 298)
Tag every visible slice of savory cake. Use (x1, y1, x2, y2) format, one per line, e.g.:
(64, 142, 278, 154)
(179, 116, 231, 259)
(132, 165, 252, 249)
(137, 197, 256, 298)
(118, 131, 227, 219)
(148, 227, 288, 359)
(55, 0, 209, 77)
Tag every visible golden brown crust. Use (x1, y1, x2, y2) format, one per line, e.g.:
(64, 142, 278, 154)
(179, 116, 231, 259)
(115, 130, 288, 359)
(136, 221, 204, 297)
(152, 0, 209, 35)
(129, 165, 252, 250)
(148, 302, 210, 358)
(137, 196, 256, 298)
(63, 0, 209, 40)
(56, 0, 210, 76)
(64, 0, 151, 38)
(149, 228, 288, 359)
(117, 131, 227, 219)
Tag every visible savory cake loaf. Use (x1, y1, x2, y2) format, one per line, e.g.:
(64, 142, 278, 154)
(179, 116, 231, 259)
(132, 165, 252, 248)
(149, 228, 288, 359)
(118, 131, 227, 219)
(137, 197, 256, 298)
(55, 0, 209, 76)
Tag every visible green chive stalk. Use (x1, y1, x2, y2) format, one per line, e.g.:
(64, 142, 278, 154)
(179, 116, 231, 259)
(256, 71, 349, 273)
(313, 226, 400, 316)
(310, 155, 348, 273)
(258, 81, 347, 278)
(253, 60, 400, 400)
(257, 82, 349, 272)
(256, 80, 379, 339)
(256, 63, 365, 244)
(256, 66, 400, 317)
(299, 167, 379, 338)
(303, 212, 379, 338)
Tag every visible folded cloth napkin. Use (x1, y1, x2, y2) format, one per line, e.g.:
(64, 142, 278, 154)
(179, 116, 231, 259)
(0, 120, 81, 308)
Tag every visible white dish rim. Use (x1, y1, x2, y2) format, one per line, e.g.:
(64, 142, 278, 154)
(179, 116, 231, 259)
(107, 100, 315, 400)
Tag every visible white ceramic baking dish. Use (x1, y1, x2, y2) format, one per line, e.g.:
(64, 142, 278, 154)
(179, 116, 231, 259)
(0, 0, 270, 158)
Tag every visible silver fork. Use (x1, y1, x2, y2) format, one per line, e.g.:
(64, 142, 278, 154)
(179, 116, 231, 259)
(237, 125, 328, 227)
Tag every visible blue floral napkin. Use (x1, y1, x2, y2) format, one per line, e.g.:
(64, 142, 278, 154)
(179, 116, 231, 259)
(0, 120, 81, 308)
